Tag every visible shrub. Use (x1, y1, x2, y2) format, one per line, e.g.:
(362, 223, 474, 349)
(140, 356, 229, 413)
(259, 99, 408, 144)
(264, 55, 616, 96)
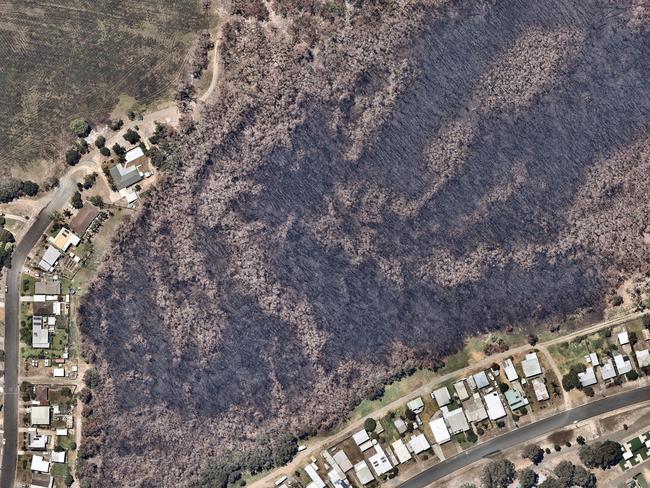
(562, 364, 586, 391)
(476, 427, 485, 435)
(94, 135, 106, 148)
(481, 459, 515, 488)
(123, 128, 141, 144)
(579, 440, 623, 469)
(522, 444, 544, 464)
(109, 119, 124, 130)
(610, 295, 623, 306)
(498, 382, 509, 393)
(576, 435, 586, 445)
(65, 147, 81, 166)
(21, 180, 39, 196)
(69, 118, 90, 137)
(0, 229, 15, 243)
(583, 386, 594, 397)
(554, 444, 562, 452)
(112, 143, 126, 156)
(83, 368, 102, 389)
(71, 191, 83, 209)
(89, 196, 104, 208)
(496, 420, 506, 428)
(99, 146, 111, 157)
(626, 370, 639, 381)
(364, 418, 376, 432)
(517, 468, 538, 488)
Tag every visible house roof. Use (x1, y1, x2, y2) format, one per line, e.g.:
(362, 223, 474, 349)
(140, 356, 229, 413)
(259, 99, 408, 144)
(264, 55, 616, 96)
(484, 391, 506, 420)
(532, 378, 549, 401)
(429, 417, 451, 444)
(31, 406, 51, 425)
(32, 317, 50, 349)
(69, 204, 100, 235)
(443, 407, 470, 434)
(465, 394, 488, 423)
(125, 146, 145, 164)
(110, 163, 143, 190)
(393, 418, 407, 434)
(407, 434, 430, 454)
(368, 445, 392, 476)
(391, 439, 412, 464)
(503, 359, 519, 382)
(33, 302, 55, 316)
(333, 450, 353, 472)
(473, 371, 489, 389)
(352, 429, 370, 446)
(600, 359, 617, 380)
(28, 434, 48, 450)
(407, 396, 425, 413)
(521, 352, 542, 378)
(636, 349, 650, 368)
(432, 387, 451, 406)
(304, 463, 326, 488)
(29, 472, 52, 488)
(34, 280, 61, 296)
(504, 389, 528, 410)
(614, 354, 632, 375)
(618, 331, 629, 345)
(51, 451, 66, 464)
(453, 381, 469, 401)
(50, 228, 80, 252)
(30, 455, 50, 473)
(588, 352, 600, 366)
(353, 461, 374, 485)
(579, 367, 597, 387)
(41, 246, 61, 267)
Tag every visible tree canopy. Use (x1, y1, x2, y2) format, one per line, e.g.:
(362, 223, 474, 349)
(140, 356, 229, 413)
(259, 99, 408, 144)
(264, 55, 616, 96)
(481, 459, 515, 488)
(579, 440, 623, 469)
(70, 118, 91, 137)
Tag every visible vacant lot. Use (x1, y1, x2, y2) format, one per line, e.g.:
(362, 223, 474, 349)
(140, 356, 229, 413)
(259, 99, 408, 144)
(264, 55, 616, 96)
(0, 1, 209, 177)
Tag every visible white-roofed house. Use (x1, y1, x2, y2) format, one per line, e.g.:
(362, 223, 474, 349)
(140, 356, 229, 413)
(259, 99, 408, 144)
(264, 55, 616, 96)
(503, 359, 519, 382)
(613, 354, 632, 375)
(532, 378, 549, 401)
(483, 391, 506, 420)
(618, 331, 629, 345)
(31, 406, 51, 426)
(393, 418, 407, 435)
(578, 367, 597, 387)
(353, 461, 374, 485)
(636, 349, 650, 368)
(521, 352, 542, 378)
(473, 371, 490, 389)
(429, 417, 451, 444)
(32, 316, 50, 349)
(465, 393, 488, 423)
(391, 439, 412, 464)
(51, 451, 66, 464)
(333, 450, 353, 472)
(304, 463, 326, 488)
(600, 358, 617, 381)
(407, 433, 430, 454)
(28, 434, 48, 451)
(453, 381, 470, 401)
(30, 455, 50, 473)
(39, 246, 61, 272)
(587, 352, 599, 366)
(368, 445, 393, 476)
(353, 429, 370, 447)
(407, 396, 425, 414)
(125, 146, 147, 166)
(443, 407, 470, 435)
(431, 387, 451, 407)
(49, 227, 80, 252)
(327, 468, 350, 488)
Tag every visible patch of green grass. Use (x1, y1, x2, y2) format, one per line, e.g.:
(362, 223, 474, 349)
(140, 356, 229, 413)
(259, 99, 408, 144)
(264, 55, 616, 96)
(379, 415, 400, 442)
(438, 348, 470, 374)
(51, 463, 69, 478)
(20, 274, 36, 295)
(57, 435, 76, 451)
(352, 369, 437, 419)
(52, 329, 68, 352)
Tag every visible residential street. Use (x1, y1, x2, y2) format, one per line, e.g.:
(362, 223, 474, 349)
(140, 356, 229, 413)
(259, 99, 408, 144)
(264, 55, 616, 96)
(0, 175, 77, 488)
(398, 387, 650, 488)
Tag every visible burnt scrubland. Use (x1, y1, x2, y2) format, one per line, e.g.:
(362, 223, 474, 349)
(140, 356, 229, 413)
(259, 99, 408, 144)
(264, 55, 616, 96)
(0, 0, 209, 174)
(78, 1, 650, 486)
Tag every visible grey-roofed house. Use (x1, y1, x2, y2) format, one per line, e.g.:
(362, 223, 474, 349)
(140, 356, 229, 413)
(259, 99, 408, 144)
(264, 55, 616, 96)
(32, 316, 50, 349)
(521, 352, 542, 378)
(473, 371, 490, 389)
(578, 367, 597, 387)
(614, 354, 632, 375)
(636, 349, 650, 368)
(442, 407, 470, 434)
(465, 394, 488, 423)
(453, 381, 470, 401)
(333, 450, 353, 472)
(110, 163, 143, 190)
(600, 358, 617, 381)
(34, 280, 61, 296)
(38, 246, 61, 272)
(432, 387, 451, 407)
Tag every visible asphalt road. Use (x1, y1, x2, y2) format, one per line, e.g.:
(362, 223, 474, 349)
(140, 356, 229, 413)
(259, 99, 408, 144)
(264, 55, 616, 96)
(0, 176, 76, 488)
(399, 386, 650, 488)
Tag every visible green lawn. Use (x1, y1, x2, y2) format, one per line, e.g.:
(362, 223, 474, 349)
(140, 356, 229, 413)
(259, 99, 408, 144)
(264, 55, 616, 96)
(57, 435, 76, 451)
(20, 274, 35, 296)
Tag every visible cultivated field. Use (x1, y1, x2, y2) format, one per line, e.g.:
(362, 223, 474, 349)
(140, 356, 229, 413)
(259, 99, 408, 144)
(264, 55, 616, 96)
(0, 1, 210, 178)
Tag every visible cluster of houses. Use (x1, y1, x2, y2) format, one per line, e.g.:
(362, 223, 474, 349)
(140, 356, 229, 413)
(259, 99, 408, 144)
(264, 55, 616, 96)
(283, 352, 550, 488)
(38, 227, 82, 274)
(109, 146, 152, 207)
(31, 279, 66, 352)
(577, 329, 650, 389)
(27, 385, 74, 488)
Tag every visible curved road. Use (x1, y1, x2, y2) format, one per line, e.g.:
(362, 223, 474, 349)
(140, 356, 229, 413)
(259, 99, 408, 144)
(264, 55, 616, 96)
(1, 176, 77, 488)
(399, 386, 650, 488)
